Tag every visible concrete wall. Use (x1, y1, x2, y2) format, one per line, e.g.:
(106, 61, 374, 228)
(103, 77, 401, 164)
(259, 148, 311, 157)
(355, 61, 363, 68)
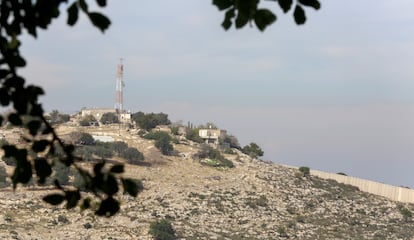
(310, 169, 414, 203)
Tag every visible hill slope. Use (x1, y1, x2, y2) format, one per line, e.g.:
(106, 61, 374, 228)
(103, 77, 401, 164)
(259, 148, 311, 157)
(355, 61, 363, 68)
(0, 126, 414, 239)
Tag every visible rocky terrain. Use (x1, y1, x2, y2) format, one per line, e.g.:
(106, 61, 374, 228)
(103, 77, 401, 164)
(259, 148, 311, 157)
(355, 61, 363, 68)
(1, 126, 414, 239)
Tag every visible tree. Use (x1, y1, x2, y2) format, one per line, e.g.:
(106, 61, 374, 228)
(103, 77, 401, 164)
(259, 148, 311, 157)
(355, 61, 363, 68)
(121, 147, 144, 165)
(110, 141, 128, 156)
(100, 112, 119, 124)
(142, 131, 175, 155)
(79, 114, 97, 126)
(0, 0, 320, 216)
(49, 110, 71, 125)
(79, 133, 95, 145)
(242, 142, 264, 158)
(132, 112, 171, 131)
(221, 135, 241, 149)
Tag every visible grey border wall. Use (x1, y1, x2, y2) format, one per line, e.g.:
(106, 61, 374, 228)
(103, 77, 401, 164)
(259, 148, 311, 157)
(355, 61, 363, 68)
(310, 169, 414, 203)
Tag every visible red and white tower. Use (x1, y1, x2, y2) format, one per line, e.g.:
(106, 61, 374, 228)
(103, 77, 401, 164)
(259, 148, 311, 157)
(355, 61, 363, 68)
(115, 59, 124, 113)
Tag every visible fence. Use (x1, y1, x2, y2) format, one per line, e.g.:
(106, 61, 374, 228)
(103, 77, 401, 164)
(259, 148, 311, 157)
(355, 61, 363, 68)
(310, 169, 414, 203)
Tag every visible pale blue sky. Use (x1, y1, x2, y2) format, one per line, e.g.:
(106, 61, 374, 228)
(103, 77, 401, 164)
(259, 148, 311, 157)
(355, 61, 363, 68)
(19, 1, 414, 187)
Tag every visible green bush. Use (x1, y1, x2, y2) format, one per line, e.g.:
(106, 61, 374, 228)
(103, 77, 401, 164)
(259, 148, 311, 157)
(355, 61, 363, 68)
(110, 141, 128, 156)
(53, 161, 70, 185)
(121, 147, 144, 164)
(0, 165, 9, 188)
(93, 145, 113, 159)
(185, 128, 203, 143)
(143, 131, 174, 155)
(74, 146, 94, 161)
(149, 219, 176, 240)
(100, 112, 119, 124)
(242, 142, 264, 158)
(299, 166, 310, 177)
(196, 145, 234, 168)
(132, 112, 171, 131)
(79, 132, 95, 145)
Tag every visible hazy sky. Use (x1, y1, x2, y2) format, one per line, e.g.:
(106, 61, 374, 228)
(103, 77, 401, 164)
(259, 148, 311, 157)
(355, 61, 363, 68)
(19, 1, 414, 187)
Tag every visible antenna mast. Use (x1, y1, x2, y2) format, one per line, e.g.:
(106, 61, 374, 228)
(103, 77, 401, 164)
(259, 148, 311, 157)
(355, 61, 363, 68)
(115, 58, 124, 113)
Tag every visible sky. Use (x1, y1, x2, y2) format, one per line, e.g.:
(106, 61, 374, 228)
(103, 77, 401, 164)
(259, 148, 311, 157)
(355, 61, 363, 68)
(17, 0, 414, 187)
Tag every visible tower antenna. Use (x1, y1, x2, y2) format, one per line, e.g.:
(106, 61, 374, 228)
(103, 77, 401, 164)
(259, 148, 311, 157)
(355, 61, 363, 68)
(115, 58, 124, 113)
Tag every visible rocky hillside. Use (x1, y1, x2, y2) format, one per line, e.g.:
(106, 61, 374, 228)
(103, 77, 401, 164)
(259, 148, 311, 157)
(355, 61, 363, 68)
(1, 126, 414, 239)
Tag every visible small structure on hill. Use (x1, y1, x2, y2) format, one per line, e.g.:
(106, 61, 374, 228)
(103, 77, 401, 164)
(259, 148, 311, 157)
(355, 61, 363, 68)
(199, 126, 226, 144)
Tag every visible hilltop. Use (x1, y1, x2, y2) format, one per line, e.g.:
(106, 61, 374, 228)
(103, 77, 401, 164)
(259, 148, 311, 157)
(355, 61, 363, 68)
(1, 124, 414, 239)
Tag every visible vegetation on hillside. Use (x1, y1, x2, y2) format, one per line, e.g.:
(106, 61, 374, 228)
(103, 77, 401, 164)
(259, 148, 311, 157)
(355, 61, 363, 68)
(100, 112, 119, 125)
(143, 131, 174, 156)
(132, 112, 171, 131)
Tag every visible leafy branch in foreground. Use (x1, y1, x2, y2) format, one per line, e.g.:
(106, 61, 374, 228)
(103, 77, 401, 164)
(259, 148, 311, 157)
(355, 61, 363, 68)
(212, 0, 321, 31)
(0, 0, 137, 216)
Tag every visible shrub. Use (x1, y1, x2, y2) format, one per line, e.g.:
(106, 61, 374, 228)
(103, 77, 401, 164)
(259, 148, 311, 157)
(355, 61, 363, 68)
(0, 165, 9, 188)
(196, 145, 234, 168)
(121, 147, 144, 164)
(132, 112, 171, 131)
(110, 141, 128, 156)
(398, 205, 412, 221)
(93, 145, 113, 159)
(80, 133, 95, 145)
(242, 142, 264, 158)
(144, 131, 174, 155)
(299, 166, 310, 177)
(79, 114, 97, 126)
(100, 112, 119, 124)
(149, 219, 176, 240)
(74, 146, 94, 161)
(53, 161, 70, 185)
(185, 128, 203, 143)
(155, 134, 174, 155)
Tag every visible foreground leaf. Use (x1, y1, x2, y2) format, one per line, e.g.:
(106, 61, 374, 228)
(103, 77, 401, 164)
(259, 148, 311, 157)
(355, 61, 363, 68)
(43, 194, 65, 205)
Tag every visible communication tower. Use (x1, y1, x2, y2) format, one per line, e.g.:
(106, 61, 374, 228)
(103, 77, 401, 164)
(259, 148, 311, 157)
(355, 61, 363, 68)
(115, 59, 124, 113)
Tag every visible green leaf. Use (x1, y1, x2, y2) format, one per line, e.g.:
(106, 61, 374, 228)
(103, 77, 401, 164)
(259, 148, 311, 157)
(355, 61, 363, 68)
(298, 0, 321, 10)
(235, 14, 249, 29)
(80, 198, 91, 211)
(222, 8, 235, 30)
(11, 158, 32, 188)
(96, 0, 107, 7)
(88, 12, 111, 33)
(78, 0, 88, 12)
(254, 9, 277, 31)
(103, 174, 118, 196)
(278, 0, 293, 13)
(65, 190, 81, 209)
(34, 157, 52, 184)
(212, 0, 233, 11)
(110, 164, 124, 174)
(293, 5, 306, 25)
(0, 88, 10, 106)
(96, 197, 120, 217)
(27, 120, 42, 136)
(8, 113, 22, 126)
(0, 69, 10, 78)
(43, 194, 65, 205)
(121, 178, 141, 197)
(2, 144, 17, 158)
(13, 55, 26, 67)
(32, 140, 50, 153)
(93, 161, 105, 175)
(67, 2, 79, 26)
